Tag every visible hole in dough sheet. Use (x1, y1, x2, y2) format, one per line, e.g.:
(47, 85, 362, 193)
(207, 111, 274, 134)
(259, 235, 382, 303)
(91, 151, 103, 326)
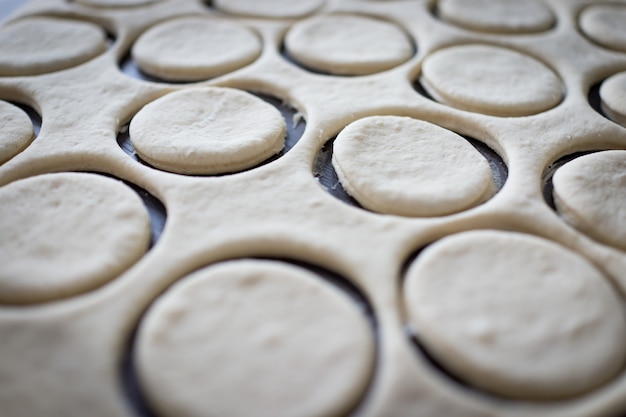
(542, 151, 596, 211)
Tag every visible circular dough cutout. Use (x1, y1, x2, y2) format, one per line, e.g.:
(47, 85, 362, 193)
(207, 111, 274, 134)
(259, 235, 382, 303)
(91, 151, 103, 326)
(0, 173, 150, 304)
(285, 14, 413, 75)
(580, 4, 626, 52)
(404, 230, 626, 399)
(213, 0, 324, 18)
(75, 0, 162, 6)
(553, 151, 626, 252)
(135, 259, 375, 417)
(0, 17, 107, 76)
(332, 116, 494, 217)
(600, 71, 626, 127)
(420, 44, 563, 116)
(129, 87, 286, 175)
(131, 17, 261, 82)
(437, 0, 554, 33)
(0, 101, 34, 164)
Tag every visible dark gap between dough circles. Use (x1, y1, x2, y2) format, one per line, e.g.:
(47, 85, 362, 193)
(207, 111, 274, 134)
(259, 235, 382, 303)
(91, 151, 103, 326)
(541, 150, 597, 211)
(14, 102, 42, 136)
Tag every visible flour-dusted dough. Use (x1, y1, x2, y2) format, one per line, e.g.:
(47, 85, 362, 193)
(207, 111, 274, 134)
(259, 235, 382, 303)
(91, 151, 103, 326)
(131, 17, 261, 82)
(136, 259, 374, 417)
(600, 71, 626, 127)
(75, 0, 162, 6)
(0, 173, 150, 304)
(285, 14, 413, 75)
(437, 0, 554, 33)
(580, 4, 626, 53)
(0, 101, 33, 165)
(420, 44, 562, 117)
(552, 151, 626, 252)
(0, 17, 107, 76)
(404, 230, 626, 399)
(332, 116, 493, 217)
(129, 87, 286, 175)
(213, 0, 323, 18)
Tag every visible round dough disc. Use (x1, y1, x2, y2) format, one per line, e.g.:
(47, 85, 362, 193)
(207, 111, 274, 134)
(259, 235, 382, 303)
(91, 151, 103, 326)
(404, 230, 626, 400)
(135, 259, 375, 417)
(0, 17, 107, 76)
(420, 44, 562, 116)
(0, 173, 150, 304)
(285, 14, 413, 75)
(332, 116, 494, 217)
(600, 71, 626, 127)
(437, 0, 554, 33)
(553, 151, 626, 252)
(213, 0, 323, 18)
(129, 87, 286, 175)
(131, 17, 261, 82)
(580, 4, 626, 53)
(0, 101, 34, 165)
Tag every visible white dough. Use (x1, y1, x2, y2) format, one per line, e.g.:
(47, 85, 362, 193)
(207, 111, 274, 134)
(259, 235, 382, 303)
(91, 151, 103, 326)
(420, 44, 563, 116)
(213, 0, 324, 18)
(129, 87, 286, 175)
(600, 71, 626, 127)
(0, 173, 150, 304)
(580, 4, 626, 53)
(404, 230, 626, 400)
(132, 17, 261, 82)
(75, 0, 162, 6)
(332, 116, 494, 217)
(285, 14, 413, 75)
(0, 101, 34, 165)
(0, 17, 107, 76)
(553, 151, 626, 252)
(438, 0, 555, 33)
(136, 259, 374, 417)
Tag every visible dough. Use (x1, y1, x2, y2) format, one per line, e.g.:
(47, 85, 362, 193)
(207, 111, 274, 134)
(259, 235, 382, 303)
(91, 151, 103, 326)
(600, 71, 626, 127)
(552, 151, 626, 252)
(131, 17, 261, 82)
(332, 116, 494, 217)
(75, 0, 162, 6)
(420, 44, 563, 116)
(129, 87, 286, 175)
(0, 17, 107, 76)
(284, 14, 413, 75)
(212, 0, 323, 18)
(437, 0, 555, 33)
(579, 4, 626, 53)
(0, 173, 150, 304)
(0, 101, 34, 165)
(404, 230, 626, 400)
(135, 259, 374, 417)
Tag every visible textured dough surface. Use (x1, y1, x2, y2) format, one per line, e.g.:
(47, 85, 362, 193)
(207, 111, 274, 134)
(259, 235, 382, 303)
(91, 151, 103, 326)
(0, 16, 107, 76)
(213, 0, 324, 18)
(600, 71, 626, 127)
(136, 259, 374, 417)
(0, 173, 150, 304)
(132, 17, 261, 82)
(0, 101, 33, 165)
(420, 44, 562, 116)
(553, 151, 626, 252)
(404, 230, 626, 400)
(285, 14, 413, 75)
(579, 4, 626, 53)
(332, 116, 493, 217)
(129, 87, 286, 175)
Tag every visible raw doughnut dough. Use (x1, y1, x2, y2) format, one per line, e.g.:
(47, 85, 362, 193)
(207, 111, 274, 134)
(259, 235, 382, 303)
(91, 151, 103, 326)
(213, 0, 324, 18)
(135, 259, 374, 417)
(0, 101, 34, 165)
(129, 87, 286, 175)
(420, 44, 562, 116)
(332, 116, 494, 217)
(75, 0, 162, 6)
(437, 0, 554, 33)
(285, 14, 413, 75)
(131, 17, 261, 82)
(0, 173, 150, 304)
(0, 17, 107, 76)
(600, 71, 626, 127)
(580, 4, 626, 53)
(552, 151, 626, 252)
(404, 230, 626, 400)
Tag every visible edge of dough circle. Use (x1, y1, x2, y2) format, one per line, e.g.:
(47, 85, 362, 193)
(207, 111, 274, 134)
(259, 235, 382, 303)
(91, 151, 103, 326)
(135, 259, 375, 417)
(0, 101, 34, 165)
